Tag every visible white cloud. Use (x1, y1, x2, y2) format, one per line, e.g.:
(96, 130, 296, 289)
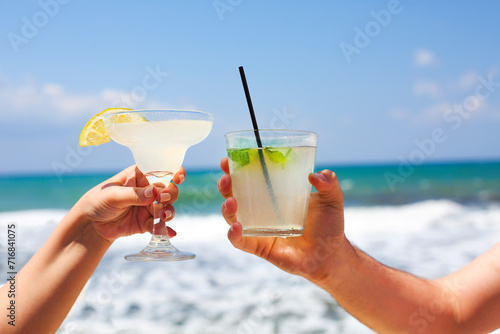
(413, 80, 440, 98)
(414, 102, 451, 124)
(0, 81, 110, 122)
(457, 70, 479, 91)
(0, 75, 167, 124)
(414, 49, 437, 67)
(413, 91, 492, 126)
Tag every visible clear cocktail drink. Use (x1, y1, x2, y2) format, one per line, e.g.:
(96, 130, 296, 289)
(106, 119, 212, 183)
(226, 130, 317, 237)
(104, 109, 213, 261)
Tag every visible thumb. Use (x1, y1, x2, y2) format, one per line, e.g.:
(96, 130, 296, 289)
(108, 184, 158, 208)
(308, 170, 344, 209)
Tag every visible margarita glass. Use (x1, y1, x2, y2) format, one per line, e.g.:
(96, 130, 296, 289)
(103, 109, 213, 261)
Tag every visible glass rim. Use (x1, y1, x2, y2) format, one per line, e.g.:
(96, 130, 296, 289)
(225, 129, 317, 137)
(104, 109, 213, 118)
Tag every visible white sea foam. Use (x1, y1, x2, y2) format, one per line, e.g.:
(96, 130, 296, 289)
(1, 201, 500, 333)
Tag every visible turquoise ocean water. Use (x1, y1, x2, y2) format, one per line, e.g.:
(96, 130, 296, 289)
(1, 160, 499, 213)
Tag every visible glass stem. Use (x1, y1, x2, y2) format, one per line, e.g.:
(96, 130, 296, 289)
(151, 200, 168, 241)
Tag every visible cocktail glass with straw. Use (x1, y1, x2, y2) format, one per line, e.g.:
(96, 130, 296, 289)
(103, 109, 213, 261)
(226, 129, 317, 236)
(229, 67, 317, 236)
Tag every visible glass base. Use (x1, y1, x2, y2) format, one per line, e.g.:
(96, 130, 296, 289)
(242, 228, 304, 237)
(124, 237, 195, 262)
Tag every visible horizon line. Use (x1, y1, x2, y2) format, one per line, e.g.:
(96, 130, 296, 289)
(1, 157, 500, 179)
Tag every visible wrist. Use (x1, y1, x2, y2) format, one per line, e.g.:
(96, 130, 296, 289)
(63, 204, 113, 253)
(306, 235, 358, 288)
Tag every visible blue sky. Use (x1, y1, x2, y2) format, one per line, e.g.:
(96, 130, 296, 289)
(1, 1, 499, 175)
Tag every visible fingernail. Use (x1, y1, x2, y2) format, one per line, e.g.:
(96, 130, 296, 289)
(161, 210, 173, 220)
(315, 173, 327, 182)
(160, 192, 171, 202)
(178, 174, 185, 184)
(145, 186, 155, 198)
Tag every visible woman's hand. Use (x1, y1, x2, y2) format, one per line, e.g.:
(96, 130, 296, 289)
(76, 165, 186, 243)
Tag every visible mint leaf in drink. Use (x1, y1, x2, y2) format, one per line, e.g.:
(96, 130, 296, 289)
(228, 148, 251, 167)
(264, 148, 291, 166)
(229, 148, 291, 168)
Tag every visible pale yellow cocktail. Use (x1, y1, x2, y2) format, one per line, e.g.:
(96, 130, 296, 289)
(226, 130, 317, 237)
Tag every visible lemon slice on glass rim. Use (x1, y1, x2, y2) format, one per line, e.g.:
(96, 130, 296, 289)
(79, 108, 146, 147)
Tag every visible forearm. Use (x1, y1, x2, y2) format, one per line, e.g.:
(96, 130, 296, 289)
(311, 237, 457, 333)
(1, 204, 111, 333)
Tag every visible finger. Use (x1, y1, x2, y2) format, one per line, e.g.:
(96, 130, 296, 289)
(141, 215, 176, 238)
(172, 166, 186, 185)
(152, 182, 167, 190)
(149, 201, 175, 220)
(146, 199, 164, 221)
(227, 221, 243, 246)
(226, 223, 274, 261)
(167, 226, 177, 238)
(120, 165, 149, 188)
(160, 204, 175, 222)
(138, 207, 155, 233)
(104, 165, 141, 187)
(217, 174, 233, 199)
(221, 197, 238, 225)
(106, 184, 158, 209)
(220, 157, 230, 175)
(159, 182, 179, 204)
(308, 170, 344, 209)
(134, 165, 150, 187)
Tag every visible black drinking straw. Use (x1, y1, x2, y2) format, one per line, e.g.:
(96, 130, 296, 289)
(238, 66, 283, 225)
(239, 66, 264, 147)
